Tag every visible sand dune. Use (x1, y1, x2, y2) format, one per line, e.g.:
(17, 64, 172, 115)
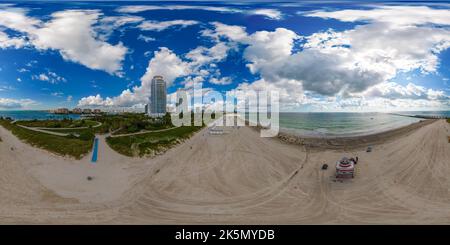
(0, 116, 449, 224)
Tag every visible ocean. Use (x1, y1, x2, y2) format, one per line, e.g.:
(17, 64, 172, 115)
(258, 111, 449, 137)
(0, 110, 81, 120)
(1, 110, 449, 136)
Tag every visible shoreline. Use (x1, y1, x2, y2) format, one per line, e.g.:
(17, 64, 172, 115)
(277, 119, 437, 150)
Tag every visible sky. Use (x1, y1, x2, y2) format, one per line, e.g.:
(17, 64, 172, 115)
(0, 1, 449, 112)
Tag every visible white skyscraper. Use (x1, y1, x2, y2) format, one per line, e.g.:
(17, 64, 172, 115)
(149, 75, 167, 117)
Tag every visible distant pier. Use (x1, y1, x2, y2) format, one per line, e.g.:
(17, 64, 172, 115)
(390, 113, 449, 120)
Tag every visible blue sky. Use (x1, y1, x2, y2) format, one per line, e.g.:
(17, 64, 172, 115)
(0, 1, 449, 112)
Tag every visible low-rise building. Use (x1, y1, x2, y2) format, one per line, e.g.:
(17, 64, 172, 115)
(55, 108, 69, 114)
(72, 108, 82, 114)
(93, 109, 102, 114)
(82, 108, 92, 114)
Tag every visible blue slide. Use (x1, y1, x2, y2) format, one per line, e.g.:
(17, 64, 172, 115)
(91, 137, 99, 163)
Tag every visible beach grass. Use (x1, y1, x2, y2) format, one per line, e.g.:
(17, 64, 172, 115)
(0, 119, 93, 159)
(16, 119, 98, 128)
(93, 113, 173, 135)
(106, 126, 203, 157)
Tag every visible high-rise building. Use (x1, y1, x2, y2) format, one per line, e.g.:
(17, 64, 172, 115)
(149, 75, 167, 117)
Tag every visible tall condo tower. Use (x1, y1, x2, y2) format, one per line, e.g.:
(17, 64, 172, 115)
(149, 75, 167, 117)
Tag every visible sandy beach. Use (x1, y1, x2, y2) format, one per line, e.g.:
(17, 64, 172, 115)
(0, 115, 449, 224)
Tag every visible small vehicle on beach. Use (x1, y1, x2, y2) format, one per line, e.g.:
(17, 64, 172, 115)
(336, 157, 358, 178)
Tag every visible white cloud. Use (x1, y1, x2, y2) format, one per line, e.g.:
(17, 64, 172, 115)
(0, 7, 40, 33)
(202, 11, 450, 110)
(0, 30, 26, 49)
(209, 77, 232, 85)
(32, 71, 66, 84)
(304, 6, 450, 26)
(51, 92, 64, 97)
(0, 98, 36, 109)
(209, 6, 450, 95)
(0, 85, 15, 92)
(79, 47, 190, 107)
(201, 22, 248, 42)
(116, 5, 283, 20)
(182, 76, 205, 88)
(0, 8, 128, 75)
(36, 73, 49, 81)
(78, 6, 450, 111)
(140, 47, 191, 88)
(78, 39, 236, 107)
(47, 71, 66, 83)
(116, 5, 240, 14)
(138, 20, 199, 31)
(249, 9, 282, 20)
(362, 82, 449, 101)
(31, 10, 128, 75)
(232, 78, 306, 106)
(99, 15, 144, 27)
(242, 28, 300, 75)
(137, 34, 155, 42)
(97, 15, 144, 40)
(185, 41, 231, 67)
(78, 94, 113, 107)
(294, 7, 450, 96)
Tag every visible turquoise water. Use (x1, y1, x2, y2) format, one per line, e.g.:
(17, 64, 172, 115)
(277, 112, 423, 136)
(255, 111, 449, 137)
(0, 110, 81, 120)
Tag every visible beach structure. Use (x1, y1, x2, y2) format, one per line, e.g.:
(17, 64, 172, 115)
(209, 127, 224, 135)
(336, 157, 356, 178)
(149, 75, 167, 117)
(208, 123, 225, 135)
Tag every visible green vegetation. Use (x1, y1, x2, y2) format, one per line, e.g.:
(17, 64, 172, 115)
(93, 113, 173, 135)
(0, 112, 206, 158)
(17, 118, 98, 128)
(106, 126, 202, 157)
(0, 119, 93, 159)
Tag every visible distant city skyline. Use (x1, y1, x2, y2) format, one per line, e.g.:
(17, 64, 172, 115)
(0, 1, 449, 112)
